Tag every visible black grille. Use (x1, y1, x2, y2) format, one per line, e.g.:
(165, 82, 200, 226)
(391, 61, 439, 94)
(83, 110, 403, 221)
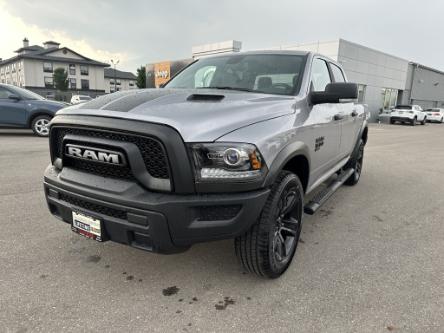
(50, 127, 170, 180)
(194, 205, 241, 221)
(59, 193, 127, 220)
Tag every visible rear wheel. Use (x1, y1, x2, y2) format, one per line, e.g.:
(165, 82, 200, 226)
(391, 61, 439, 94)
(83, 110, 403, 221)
(31, 115, 51, 137)
(411, 117, 417, 126)
(390, 118, 395, 125)
(344, 139, 364, 186)
(441, 117, 444, 123)
(235, 171, 303, 279)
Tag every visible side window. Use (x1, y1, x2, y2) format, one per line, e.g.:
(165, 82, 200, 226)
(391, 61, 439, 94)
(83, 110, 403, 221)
(311, 58, 331, 92)
(0, 87, 12, 99)
(330, 64, 346, 83)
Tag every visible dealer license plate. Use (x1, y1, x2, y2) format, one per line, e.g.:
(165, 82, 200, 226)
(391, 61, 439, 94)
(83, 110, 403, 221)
(72, 211, 103, 242)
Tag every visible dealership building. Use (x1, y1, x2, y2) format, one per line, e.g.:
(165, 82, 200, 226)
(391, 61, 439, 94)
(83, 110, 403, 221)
(147, 39, 444, 121)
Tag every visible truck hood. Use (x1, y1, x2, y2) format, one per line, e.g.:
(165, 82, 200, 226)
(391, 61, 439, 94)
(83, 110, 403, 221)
(57, 88, 296, 142)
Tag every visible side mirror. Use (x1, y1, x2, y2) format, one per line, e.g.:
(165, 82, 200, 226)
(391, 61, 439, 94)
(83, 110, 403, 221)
(310, 83, 358, 105)
(8, 94, 21, 101)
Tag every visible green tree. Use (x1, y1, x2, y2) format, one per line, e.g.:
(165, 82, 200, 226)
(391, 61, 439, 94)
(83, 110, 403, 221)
(53, 67, 68, 91)
(136, 66, 146, 88)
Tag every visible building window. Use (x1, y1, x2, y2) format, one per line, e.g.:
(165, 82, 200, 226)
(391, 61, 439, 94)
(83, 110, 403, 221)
(116, 79, 121, 85)
(69, 64, 76, 75)
(69, 78, 77, 89)
(43, 62, 53, 73)
(6, 65, 10, 74)
(129, 81, 134, 87)
(381, 88, 398, 110)
(109, 79, 114, 86)
(44, 76, 54, 88)
(12, 63, 16, 73)
(357, 84, 366, 103)
(80, 65, 89, 75)
(81, 79, 89, 90)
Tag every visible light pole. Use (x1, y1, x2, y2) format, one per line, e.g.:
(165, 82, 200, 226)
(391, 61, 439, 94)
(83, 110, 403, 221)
(110, 59, 119, 93)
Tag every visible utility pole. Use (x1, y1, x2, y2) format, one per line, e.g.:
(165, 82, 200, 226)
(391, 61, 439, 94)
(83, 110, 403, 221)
(110, 59, 120, 93)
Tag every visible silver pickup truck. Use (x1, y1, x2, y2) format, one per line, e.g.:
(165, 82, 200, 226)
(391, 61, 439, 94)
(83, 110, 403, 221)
(44, 51, 368, 278)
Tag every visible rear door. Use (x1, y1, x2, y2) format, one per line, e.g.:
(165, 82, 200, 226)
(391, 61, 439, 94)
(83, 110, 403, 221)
(329, 63, 359, 158)
(307, 57, 342, 181)
(0, 87, 27, 126)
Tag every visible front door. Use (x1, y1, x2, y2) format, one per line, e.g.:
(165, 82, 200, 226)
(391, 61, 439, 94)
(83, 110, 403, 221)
(307, 58, 342, 182)
(0, 87, 27, 126)
(328, 62, 359, 158)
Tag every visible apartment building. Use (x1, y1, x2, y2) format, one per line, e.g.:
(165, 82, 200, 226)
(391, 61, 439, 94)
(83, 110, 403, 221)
(0, 38, 109, 98)
(104, 68, 137, 93)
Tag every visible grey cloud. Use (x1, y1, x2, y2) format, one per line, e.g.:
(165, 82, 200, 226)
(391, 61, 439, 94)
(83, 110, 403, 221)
(7, 0, 444, 72)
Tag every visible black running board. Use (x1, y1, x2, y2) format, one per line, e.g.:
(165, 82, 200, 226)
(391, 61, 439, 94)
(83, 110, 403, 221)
(304, 168, 354, 215)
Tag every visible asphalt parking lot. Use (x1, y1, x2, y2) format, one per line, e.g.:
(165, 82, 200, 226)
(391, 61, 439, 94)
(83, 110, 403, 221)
(1, 124, 443, 333)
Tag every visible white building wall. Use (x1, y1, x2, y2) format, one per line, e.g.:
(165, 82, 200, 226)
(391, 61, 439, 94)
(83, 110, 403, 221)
(275, 40, 340, 61)
(337, 39, 409, 121)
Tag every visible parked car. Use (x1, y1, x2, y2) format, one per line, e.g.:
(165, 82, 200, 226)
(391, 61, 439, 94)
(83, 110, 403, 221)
(44, 51, 368, 278)
(390, 105, 427, 126)
(71, 95, 93, 105)
(0, 84, 67, 136)
(424, 108, 444, 123)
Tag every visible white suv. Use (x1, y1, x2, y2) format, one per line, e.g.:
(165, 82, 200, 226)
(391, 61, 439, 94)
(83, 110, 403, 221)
(70, 95, 93, 105)
(424, 108, 444, 123)
(390, 105, 427, 126)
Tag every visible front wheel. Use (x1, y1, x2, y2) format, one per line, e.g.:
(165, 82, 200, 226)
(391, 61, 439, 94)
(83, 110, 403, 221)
(31, 115, 51, 137)
(411, 117, 417, 126)
(421, 117, 426, 125)
(441, 117, 444, 124)
(344, 139, 364, 186)
(235, 171, 304, 279)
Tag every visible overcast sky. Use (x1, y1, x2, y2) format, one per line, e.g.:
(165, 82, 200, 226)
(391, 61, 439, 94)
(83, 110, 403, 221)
(0, 0, 442, 72)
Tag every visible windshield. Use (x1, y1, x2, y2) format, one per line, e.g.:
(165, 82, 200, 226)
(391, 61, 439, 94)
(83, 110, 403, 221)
(165, 54, 306, 96)
(394, 105, 412, 110)
(425, 109, 440, 112)
(79, 96, 92, 100)
(8, 85, 45, 100)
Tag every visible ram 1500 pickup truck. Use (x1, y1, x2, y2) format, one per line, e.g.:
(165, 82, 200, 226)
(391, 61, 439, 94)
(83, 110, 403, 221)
(44, 51, 368, 278)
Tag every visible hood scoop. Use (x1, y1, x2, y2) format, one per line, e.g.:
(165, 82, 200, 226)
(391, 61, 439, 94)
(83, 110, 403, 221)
(187, 94, 225, 102)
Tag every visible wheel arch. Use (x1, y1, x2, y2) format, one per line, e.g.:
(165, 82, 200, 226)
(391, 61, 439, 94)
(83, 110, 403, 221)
(27, 111, 54, 128)
(263, 142, 310, 193)
(361, 126, 369, 145)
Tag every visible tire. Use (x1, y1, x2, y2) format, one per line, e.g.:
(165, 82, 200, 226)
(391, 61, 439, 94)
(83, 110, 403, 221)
(441, 117, 443, 124)
(390, 118, 395, 125)
(421, 117, 426, 125)
(344, 139, 364, 186)
(31, 115, 51, 137)
(235, 171, 304, 279)
(411, 117, 417, 126)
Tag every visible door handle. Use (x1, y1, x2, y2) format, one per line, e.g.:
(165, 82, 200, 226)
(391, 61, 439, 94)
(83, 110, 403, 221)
(351, 110, 358, 117)
(333, 114, 344, 121)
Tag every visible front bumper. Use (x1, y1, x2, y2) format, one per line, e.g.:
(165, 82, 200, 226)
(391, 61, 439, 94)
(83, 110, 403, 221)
(44, 165, 270, 254)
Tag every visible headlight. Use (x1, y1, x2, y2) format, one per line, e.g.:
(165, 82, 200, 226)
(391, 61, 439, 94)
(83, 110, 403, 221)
(190, 143, 266, 181)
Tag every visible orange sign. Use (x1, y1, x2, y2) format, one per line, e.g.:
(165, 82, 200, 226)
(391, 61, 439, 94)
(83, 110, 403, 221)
(154, 61, 171, 87)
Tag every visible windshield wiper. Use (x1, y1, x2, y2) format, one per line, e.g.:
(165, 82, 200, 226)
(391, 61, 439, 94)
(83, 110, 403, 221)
(200, 86, 255, 93)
